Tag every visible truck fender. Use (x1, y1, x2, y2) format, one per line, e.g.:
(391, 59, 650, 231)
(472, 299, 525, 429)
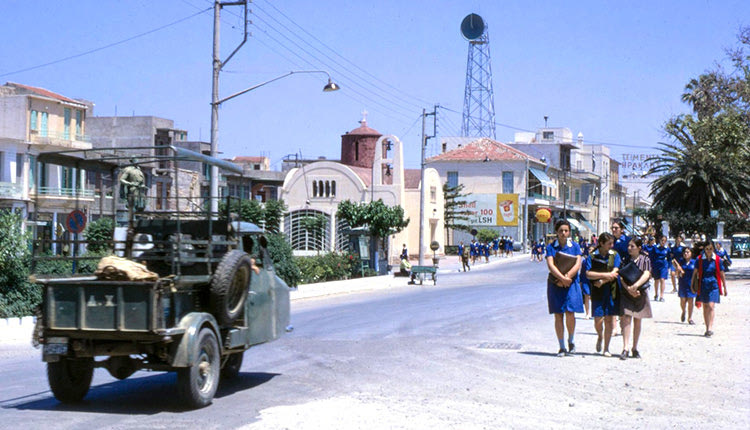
(169, 312, 223, 367)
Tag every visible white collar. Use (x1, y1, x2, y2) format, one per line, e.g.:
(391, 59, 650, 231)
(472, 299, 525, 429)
(553, 238, 573, 248)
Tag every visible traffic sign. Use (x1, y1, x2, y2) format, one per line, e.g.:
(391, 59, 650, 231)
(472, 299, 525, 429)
(65, 210, 87, 234)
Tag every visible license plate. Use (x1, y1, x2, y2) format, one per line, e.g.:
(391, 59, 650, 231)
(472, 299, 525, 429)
(44, 342, 69, 356)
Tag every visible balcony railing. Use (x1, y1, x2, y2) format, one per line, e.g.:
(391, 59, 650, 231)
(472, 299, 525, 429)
(30, 131, 91, 149)
(528, 192, 557, 201)
(0, 182, 24, 199)
(33, 186, 95, 198)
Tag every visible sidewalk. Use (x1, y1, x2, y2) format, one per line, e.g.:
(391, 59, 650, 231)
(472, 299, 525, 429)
(0, 253, 530, 344)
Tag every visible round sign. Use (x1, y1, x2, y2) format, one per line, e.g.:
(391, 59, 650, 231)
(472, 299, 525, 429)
(470, 228, 478, 237)
(535, 208, 552, 223)
(430, 241, 440, 251)
(460, 13, 485, 40)
(65, 210, 87, 234)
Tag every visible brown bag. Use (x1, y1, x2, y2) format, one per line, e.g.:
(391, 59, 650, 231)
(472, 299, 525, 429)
(548, 251, 577, 287)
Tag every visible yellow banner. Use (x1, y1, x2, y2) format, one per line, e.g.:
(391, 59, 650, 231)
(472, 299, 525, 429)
(496, 194, 518, 226)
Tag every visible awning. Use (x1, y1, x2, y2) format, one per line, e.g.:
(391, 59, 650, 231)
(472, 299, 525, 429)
(579, 218, 596, 233)
(567, 218, 585, 232)
(529, 167, 557, 189)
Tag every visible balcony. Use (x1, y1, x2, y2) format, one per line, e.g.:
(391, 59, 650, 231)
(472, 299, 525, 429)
(0, 182, 24, 200)
(29, 130, 91, 150)
(32, 186, 95, 199)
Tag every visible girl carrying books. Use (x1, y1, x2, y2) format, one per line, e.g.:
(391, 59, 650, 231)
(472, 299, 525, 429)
(618, 237, 653, 359)
(546, 219, 583, 357)
(583, 232, 621, 357)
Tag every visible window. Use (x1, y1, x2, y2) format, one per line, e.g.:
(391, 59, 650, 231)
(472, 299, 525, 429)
(63, 108, 71, 139)
(574, 189, 580, 203)
(331, 181, 336, 197)
(447, 171, 458, 188)
(40, 112, 48, 136)
(603, 191, 609, 208)
(61, 167, 74, 190)
(30, 110, 38, 130)
(28, 155, 35, 189)
(576, 160, 582, 170)
(430, 186, 437, 203)
(502, 171, 514, 193)
(75, 110, 82, 138)
(253, 164, 260, 170)
(355, 141, 359, 160)
(312, 181, 318, 197)
(441, 142, 447, 153)
(542, 131, 554, 140)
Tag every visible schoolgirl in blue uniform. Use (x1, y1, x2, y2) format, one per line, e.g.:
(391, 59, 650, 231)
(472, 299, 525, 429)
(492, 237, 500, 257)
(693, 239, 728, 337)
(546, 220, 583, 357)
(506, 237, 514, 256)
(714, 241, 731, 272)
(483, 242, 491, 263)
(583, 232, 621, 356)
(650, 235, 670, 302)
(470, 240, 478, 265)
(677, 247, 696, 325)
(669, 236, 686, 294)
(611, 221, 630, 262)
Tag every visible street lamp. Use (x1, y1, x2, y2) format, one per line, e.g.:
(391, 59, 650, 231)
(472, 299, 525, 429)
(208, 70, 340, 215)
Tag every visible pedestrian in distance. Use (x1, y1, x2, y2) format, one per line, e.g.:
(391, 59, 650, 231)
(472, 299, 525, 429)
(618, 237, 653, 360)
(546, 219, 584, 357)
(677, 247, 696, 325)
(669, 235, 687, 294)
(470, 239, 478, 265)
(400, 244, 409, 261)
(530, 239, 538, 261)
(650, 235, 670, 302)
(583, 232, 621, 357)
(611, 221, 630, 262)
(484, 241, 490, 263)
(691, 239, 728, 337)
(457, 242, 465, 272)
(714, 241, 732, 272)
(461, 243, 471, 272)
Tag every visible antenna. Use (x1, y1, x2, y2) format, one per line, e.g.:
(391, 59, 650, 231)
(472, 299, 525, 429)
(460, 14, 496, 139)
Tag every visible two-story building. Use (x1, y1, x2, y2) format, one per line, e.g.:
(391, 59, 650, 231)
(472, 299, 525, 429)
(428, 137, 552, 249)
(0, 82, 94, 246)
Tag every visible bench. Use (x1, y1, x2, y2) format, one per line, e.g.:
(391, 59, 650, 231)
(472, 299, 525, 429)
(409, 265, 437, 285)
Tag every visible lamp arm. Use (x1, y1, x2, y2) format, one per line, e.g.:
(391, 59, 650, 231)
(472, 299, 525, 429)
(214, 70, 333, 106)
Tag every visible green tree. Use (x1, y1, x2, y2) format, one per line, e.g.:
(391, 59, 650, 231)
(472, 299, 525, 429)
(476, 228, 497, 244)
(263, 199, 287, 233)
(443, 182, 472, 245)
(84, 217, 114, 253)
(650, 26, 750, 216)
(336, 199, 409, 267)
(0, 210, 39, 317)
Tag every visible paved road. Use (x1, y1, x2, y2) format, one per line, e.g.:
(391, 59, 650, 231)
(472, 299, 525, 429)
(1, 258, 748, 429)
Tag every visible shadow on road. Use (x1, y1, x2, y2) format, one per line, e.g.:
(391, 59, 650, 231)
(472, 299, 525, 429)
(3, 371, 278, 414)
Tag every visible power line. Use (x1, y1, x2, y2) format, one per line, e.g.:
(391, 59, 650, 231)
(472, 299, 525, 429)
(258, 0, 437, 108)
(0, 7, 212, 78)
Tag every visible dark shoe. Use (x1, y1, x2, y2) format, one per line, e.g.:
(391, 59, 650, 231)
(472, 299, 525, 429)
(654, 294, 658, 301)
(688, 320, 695, 325)
(659, 297, 665, 302)
(631, 349, 641, 359)
(596, 336, 603, 353)
(620, 350, 628, 360)
(567, 343, 576, 355)
(705, 330, 714, 337)
(681, 310, 686, 322)
(557, 348, 567, 357)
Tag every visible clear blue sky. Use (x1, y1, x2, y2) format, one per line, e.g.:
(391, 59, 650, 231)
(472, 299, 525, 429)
(2, 0, 747, 169)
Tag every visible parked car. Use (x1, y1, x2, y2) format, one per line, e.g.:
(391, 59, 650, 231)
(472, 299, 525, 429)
(731, 233, 749, 258)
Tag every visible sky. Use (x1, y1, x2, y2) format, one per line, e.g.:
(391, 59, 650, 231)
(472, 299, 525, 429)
(2, 0, 747, 171)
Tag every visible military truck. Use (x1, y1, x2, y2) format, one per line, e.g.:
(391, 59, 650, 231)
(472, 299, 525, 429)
(31, 147, 290, 408)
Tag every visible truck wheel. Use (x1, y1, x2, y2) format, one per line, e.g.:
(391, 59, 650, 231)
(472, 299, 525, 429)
(220, 352, 244, 380)
(211, 250, 252, 326)
(47, 357, 94, 403)
(177, 328, 220, 409)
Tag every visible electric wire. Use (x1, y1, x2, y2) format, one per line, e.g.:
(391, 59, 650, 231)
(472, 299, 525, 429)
(0, 7, 212, 78)
(251, 2, 424, 115)
(259, 0, 437, 109)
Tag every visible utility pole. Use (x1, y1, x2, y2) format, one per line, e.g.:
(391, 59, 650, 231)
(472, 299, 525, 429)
(210, 0, 248, 216)
(418, 106, 437, 270)
(522, 156, 529, 253)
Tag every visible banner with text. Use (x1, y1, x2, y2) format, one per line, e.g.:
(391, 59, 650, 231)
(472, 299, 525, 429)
(458, 193, 519, 226)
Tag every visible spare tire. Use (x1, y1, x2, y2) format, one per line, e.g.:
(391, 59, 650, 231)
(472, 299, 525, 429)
(211, 250, 252, 325)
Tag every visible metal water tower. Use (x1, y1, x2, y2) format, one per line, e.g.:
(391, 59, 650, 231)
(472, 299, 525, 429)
(460, 13, 496, 139)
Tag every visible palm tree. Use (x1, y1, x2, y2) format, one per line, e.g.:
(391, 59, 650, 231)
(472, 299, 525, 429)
(648, 115, 750, 217)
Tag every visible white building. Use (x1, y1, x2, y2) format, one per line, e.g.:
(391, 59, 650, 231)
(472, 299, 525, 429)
(281, 118, 444, 267)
